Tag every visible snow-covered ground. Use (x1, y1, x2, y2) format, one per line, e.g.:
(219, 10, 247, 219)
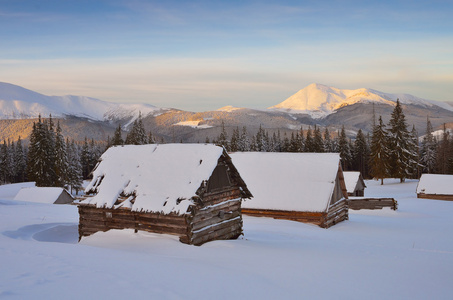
(1, 179, 452, 299)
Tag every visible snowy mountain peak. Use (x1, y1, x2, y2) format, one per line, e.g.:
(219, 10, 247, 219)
(0, 82, 163, 121)
(268, 83, 453, 118)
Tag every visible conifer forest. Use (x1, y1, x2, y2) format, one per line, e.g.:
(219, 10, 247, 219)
(1, 100, 452, 189)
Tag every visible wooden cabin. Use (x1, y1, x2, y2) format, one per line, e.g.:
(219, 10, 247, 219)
(229, 152, 348, 228)
(416, 174, 453, 201)
(14, 187, 74, 204)
(79, 144, 252, 246)
(343, 171, 366, 196)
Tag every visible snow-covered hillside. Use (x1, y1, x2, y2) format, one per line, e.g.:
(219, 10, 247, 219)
(268, 83, 453, 118)
(0, 82, 162, 121)
(1, 179, 452, 299)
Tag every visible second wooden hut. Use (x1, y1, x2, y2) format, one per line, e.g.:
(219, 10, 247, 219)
(229, 152, 348, 228)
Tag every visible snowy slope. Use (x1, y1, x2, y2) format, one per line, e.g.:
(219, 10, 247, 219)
(0, 82, 162, 121)
(268, 83, 453, 118)
(1, 179, 453, 299)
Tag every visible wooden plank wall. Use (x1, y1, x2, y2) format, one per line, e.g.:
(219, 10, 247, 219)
(78, 186, 245, 245)
(242, 208, 325, 226)
(417, 194, 453, 201)
(185, 187, 243, 245)
(348, 198, 398, 210)
(78, 206, 189, 240)
(322, 199, 348, 228)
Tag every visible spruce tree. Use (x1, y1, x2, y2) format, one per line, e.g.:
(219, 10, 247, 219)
(436, 124, 450, 174)
(387, 99, 414, 182)
(338, 126, 352, 171)
(324, 127, 332, 152)
(238, 126, 250, 152)
(230, 127, 240, 152)
(80, 138, 91, 179)
(420, 117, 437, 174)
(135, 112, 148, 145)
(27, 116, 55, 186)
(112, 124, 124, 146)
(0, 140, 9, 184)
(313, 125, 324, 153)
(14, 137, 27, 182)
(353, 129, 369, 177)
(304, 126, 314, 152)
(54, 121, 68, 187)
(66, 139, 83, 194)
(216, 121, 229, 150)
(369, 116, 390, 185)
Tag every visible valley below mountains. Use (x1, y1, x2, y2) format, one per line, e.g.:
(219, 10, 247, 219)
(1, 82, 452, 143)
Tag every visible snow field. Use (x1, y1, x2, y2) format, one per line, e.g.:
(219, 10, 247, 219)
(0, 179, 452, 299)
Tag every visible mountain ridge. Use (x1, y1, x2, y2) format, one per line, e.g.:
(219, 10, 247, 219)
(0, 82, 164, 122)
(1, 82, 452, 143)
(268, 83, 453, 118)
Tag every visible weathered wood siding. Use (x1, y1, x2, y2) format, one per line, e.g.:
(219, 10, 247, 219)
(185, 187, 244, 246)
(78, 206, 189, 239)
(242, 198, 348, 228)
(242, 208, 325, 225)
(322, 198, 348, 228)
(348, 198, 398, 210)
(78, 185, 246, 245)
(417, 194, 453, 201)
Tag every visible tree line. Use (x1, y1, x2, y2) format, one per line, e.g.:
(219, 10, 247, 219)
(212, 100, 453, 183)
(0, 113, 155, 191)
(1, 102, 452, 189)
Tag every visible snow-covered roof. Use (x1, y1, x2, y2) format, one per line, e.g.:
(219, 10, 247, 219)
(416, 174, 453, 195)
(230, 152, 343, 212)
(82, 144, 227, 214)
(14, 187, 72, 204)
(343, 171, 364, 193)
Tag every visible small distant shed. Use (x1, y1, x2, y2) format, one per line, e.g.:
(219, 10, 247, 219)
(14, 187, 74, 204)
(79, 144, 252, 245)
(416, 174, 453, 201)
(343, 171, 366, 196)
(229, 152, 348, 228)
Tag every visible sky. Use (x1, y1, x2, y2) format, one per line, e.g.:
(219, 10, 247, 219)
(1, 0, 452, 111)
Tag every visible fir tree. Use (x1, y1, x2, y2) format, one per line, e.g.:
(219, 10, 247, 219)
(420, 117, 437, 174)
(14, 137, 27, 182)
(436, 124, 451, 174)
(409, 125, 421, 178)
(353, 129, 369, 177)
(0, 140, 10, 184)
(387, 99, 415, 182)
(230, 127, 240, 152)
(66, 139, 83, 194)
(304, 126, 314, 152)
(338, 126, 352, 171)
(312, 125, 324, 153)
(323, 127, 332, 152)
(112, 124, 124, 146)
(80, 137, 91, 179)
(54, 121, 68, 187)
(255, 125, 268, 152)
(217, 121, 229, 150)
(238, 126, 250, 152)
(369, 116, 390, 185)
(27, 116, 55, 186)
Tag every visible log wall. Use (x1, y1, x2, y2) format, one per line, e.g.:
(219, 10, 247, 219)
(186, 187, 244, 246)
(321, 199, 348, 228)
(242, 198, 348, 228)
(417, 194, 453, 201)
(78, 186, 245, 246)
(348, 198, 398, 210)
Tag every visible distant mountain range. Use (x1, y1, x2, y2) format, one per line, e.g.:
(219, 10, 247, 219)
(268, 83, 453, 118)
(0, 82, 166, 122)
(1, 82, 452, 143)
